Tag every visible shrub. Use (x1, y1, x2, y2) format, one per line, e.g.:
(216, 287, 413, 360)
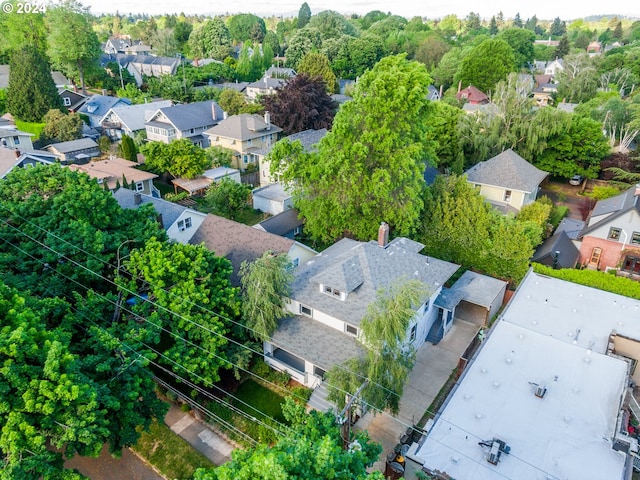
(588, 185, 621, 200)
(180, 403, 191, 412)
(549, 205, 569, 229)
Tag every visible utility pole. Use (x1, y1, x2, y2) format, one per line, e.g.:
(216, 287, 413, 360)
(337, 380, 368, 449)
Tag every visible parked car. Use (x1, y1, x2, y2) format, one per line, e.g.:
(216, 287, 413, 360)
(569, 174, 583, 186)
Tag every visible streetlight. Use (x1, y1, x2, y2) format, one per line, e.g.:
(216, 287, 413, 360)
(176, 53, 186, 97)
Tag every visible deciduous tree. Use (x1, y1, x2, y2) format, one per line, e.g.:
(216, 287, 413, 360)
(189, 18, 233, 61)
(141, 139, 211, 178)
(456, 38, 516, 93)
(204, 178, 252, 220)
(227, 13, 266, 43)
(271, 55, 434, 242)
(46, 0, 101, 94)
(261, 74, 337, 135)
(239, 251, 293, 342)
(41, 109, 83, 143)
(498, 28, 535, 68)
(297, 52, 338, 93)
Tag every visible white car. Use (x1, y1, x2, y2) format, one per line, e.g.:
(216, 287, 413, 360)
(569, 175, 583, 186)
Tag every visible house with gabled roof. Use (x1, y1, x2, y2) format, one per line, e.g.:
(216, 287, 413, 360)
(203, 112, 282, 171)
(253, 208, 304, 239)
(145, 100, 224, 148)
(0, 147, 57, 179)
(69, 157, 159, 196)
(113, 187, 206, 244)
(456, 85, 489, 105)
(264, 223, 460, 388)
(45, 138, 100, 163)
(59, 89, 88, 112)
(104, 36, 151, 55)
(78, 94, 132, 128)
(100, 53, 179, 86)
(100, 100, 173, 140)
(246, 76, 287, 100)
(465, 149, 548, 214)
(0, 127, 34, 151)
(189, 213, 317, 286)
(578, 184, 640, 275)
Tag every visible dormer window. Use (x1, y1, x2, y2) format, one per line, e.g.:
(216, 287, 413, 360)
(322, 285, 342, 299)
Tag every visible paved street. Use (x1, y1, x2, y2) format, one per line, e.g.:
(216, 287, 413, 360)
(64, 445, 164, 480)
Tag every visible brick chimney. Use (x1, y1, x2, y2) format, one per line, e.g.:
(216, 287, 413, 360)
(378, 222, 389, 248)
(134, 192, 142, 205)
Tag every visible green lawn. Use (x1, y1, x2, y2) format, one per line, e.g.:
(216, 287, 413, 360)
(132, 419, 214, 480)
(233, 379, 287, 424)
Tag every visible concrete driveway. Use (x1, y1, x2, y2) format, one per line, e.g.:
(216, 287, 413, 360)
(356, 319, 480, 474)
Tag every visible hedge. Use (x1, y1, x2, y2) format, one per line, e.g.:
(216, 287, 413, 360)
(532, 263, 640, 300)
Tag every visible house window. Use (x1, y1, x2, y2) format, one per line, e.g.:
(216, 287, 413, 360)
(189, 128, 195, 134)
(63, 97, 72, 107)
(13, 136, 20, 145)
(410, 324, 417, 342)
(177, 217, 192, 231)
(622, 256, 640, 274)
(632, 232, 640, 245)
(243, 155, 248, 164)
(247, 138, 252, 146)
(322, 285, 341, 298)
(345, 324, 358, 336)
(504, 190, 512, 202)
(423, 299, 430, 312)
(608, 227, 621, 241)
(300, 304, 312, 317)
(135, 182, 144, 192)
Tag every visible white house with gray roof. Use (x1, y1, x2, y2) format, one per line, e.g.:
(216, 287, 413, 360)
(78, 94, 131, 128)
(113, 188, 206, 244)
(264, 224, 460, 388)
(100, 100, 173, 140)
(465, 149, 548, 213)
(145, 100, 224, 147)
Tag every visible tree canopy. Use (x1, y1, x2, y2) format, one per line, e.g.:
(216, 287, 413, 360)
(193, 398, 383, 480)
(7, 46, 63, 122)
(270, 54, 434, 243)
(456, 38, 516, 93)
(141, 139, 211, 178)
(261, 74, 337, 135)
(41, 109, 84, 143)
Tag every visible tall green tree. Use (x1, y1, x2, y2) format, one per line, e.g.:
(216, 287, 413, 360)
(46, 0, 101, 94)
(239, 252, 293, 342)
(554, 35, 570, 58)
(0, 1, 47, 57)
(550, 17, 566, 36)
(141, 139, 211, 178)
(420, 175, 533, 283)
(193, 398, 383, 480)
(189, 18, 233, 61)
(326, 280, 430, 414)
(119, 134, 138, 162)
(297, 2, 312, 28)
(227, 13, 266, 43)
(456, 38, 516, 93)
(121, 238, 240, 386)
(6, 46, 63, 122)
(271, 55, 434, 243)
(297, 52, 338, 93)
(498, 28, 535, 69)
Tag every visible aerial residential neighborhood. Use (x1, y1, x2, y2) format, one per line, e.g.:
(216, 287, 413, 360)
(1, 2, 640, 480)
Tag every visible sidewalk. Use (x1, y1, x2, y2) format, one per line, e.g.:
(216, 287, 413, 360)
(164, 404, 235, 466)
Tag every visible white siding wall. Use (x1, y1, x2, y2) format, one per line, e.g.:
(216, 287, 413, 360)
(588, 210, 640, 243)
(166, 211, 206, 244)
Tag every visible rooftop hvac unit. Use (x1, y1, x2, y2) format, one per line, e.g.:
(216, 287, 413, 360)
(535, 385, 547, 398)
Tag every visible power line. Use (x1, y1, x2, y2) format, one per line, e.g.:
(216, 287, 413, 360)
(0, 207, 405, 404)
(0, 230, 562, 478)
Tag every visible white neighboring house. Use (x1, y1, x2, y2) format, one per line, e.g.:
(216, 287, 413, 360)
(203, 166, 241, 184)
(113, 188, 206, 244)
(0, 127, 34, 151)
(252, 183, 293, 216)
(100, 100, 173, 140)
(145, 100, 224, 147)
(264, 223, 460, 388)
(544, 57, 564, 77)
(408, 270, 640, 480)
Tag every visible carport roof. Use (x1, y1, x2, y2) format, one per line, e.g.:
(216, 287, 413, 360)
(447, 271, 507, 309)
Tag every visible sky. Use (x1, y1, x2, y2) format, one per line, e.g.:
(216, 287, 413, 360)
(84, 0, 639, 21)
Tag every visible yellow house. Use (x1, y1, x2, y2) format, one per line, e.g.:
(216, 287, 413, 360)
(203, 113, 282, 171)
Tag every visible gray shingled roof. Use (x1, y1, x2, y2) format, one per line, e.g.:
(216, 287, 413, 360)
(555, 217, 585, 240)
(532, 230, 580, 269)
(46, 138, 99, 153)
(189, 214, 294, 286)
(291, 237, 459, 327)
(255, 209, 303, 237)
(465, 149, 548, 193)
(113, 188, 187, 229)
(253, 128, 327, 157)
(204, 113, 282, 141)
(153, 100, 223, 131)
(252, 183, 291, 202)
(103, 100, 173, 132)
(581, 185, 640, 237)
(271, 315, 364, 371)
(445, 270, 507, 309)
(79, 95, 131, 118)
(248, 77, 286, 89)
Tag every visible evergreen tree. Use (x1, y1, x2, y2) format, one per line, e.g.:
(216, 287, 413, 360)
(7, 46, 63, 122)
(297, 2, 312, 28)
(550, 17, 566, 37)
(120, 135, 137, 162)
(554, 35, 570, 58)
(613, 21, 623, 40)
(513, 13, 523, 28)
(489, 16, 498, 35)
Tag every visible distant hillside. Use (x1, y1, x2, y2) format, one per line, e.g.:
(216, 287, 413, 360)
(583, 14, 640, 21)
